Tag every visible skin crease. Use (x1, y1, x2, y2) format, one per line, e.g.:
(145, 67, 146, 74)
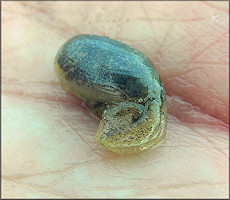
(2, 1, 229, 199)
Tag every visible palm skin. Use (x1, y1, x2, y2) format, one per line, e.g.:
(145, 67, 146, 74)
(2, 1, 229, 198)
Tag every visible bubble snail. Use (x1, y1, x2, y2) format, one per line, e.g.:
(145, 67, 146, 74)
(54, 34, 167, 154)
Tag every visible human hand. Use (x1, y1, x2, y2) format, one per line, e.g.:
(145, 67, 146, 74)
(2, 1, 229, 198)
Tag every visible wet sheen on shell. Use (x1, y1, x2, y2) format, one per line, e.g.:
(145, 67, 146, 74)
(54, 34, 167, 154)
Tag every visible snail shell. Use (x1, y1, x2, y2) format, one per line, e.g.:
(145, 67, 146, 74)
(54, 34, 167, 154)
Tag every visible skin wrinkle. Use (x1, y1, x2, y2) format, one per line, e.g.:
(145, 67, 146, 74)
(165, 75, 228, 124)
(100, 16, 208, 24)
(167, 95, 227, 127)
(3, 180, 68, 198)
(211, 21, 228, 31)
(188, 31, 228, 65)
(191, 61, 228, 65)
(2, 1, 228, 198)
(176, 69, 219, 99)
(2, 45, 25, 54)
(3, 146, 227, 198)
(212, 148, 227, 158)
(177, 56, 227, 80)
(116, 5, 126, 40)
(141, 2, 178, 19)
(90, 182, 229, 193)
(189, 147, 227, 158)
(61, 117, 91, 146)
(2, 8, 27, 18)
(154, 24, 175, 61)
(12, 2, 76, 38)
(21, 1, 50, 15)
(4, 153, 226, 197)
(2, 81, 83, 106)
(194, 128, 226, 146)
(155, 21, 224, 76)
(33, 17, 75, 38)
(2, 159, 100, 181)
(140, 2, 160, 47)
(2, 5, 53, 33)
(138, 16, 207, 22)
(7, 143, 226, 180)
(139, 0, 175, 61)
(201, 1, 229, 13)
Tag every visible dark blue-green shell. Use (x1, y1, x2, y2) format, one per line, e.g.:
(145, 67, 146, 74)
(54, 34, 167, 154)
(56, 34, 163, 108)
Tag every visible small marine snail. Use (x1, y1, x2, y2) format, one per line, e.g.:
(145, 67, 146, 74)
(54, 34, 167, 154)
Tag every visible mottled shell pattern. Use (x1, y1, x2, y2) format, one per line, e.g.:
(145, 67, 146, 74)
(54, 34, 167, 154)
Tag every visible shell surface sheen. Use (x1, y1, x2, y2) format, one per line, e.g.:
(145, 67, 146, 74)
(54, 34, 167, 154)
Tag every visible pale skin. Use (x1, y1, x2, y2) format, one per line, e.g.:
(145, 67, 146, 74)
(2, 1, 229, 198)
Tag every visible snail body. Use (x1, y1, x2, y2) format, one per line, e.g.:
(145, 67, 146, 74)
(54, 34, 167, 154)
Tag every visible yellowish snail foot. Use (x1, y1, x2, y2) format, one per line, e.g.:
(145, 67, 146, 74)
(95, 90, 167, 154)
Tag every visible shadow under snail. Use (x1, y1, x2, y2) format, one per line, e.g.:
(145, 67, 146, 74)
(54, 34, 167, 154)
